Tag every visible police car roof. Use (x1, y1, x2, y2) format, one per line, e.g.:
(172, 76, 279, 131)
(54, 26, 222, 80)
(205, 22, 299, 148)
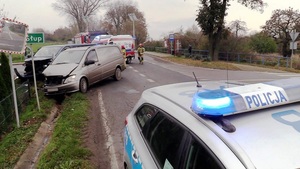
(143, 78, 300, 168)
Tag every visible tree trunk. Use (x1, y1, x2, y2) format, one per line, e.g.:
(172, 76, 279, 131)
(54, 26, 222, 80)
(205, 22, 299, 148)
(208, 31, 222, 61)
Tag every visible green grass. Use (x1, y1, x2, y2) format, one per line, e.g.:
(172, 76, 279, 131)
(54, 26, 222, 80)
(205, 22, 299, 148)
(37, 93, 92, 169)
(0, 87, 92, 168)
(0, 86, 55, 169)
(162, 56, 300, 73)
(163, 56, 241, 70)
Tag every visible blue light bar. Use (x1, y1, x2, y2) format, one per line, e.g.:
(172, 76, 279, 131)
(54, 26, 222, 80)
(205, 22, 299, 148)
(191, 89, 238, 116)
(191, 78, 300, 117)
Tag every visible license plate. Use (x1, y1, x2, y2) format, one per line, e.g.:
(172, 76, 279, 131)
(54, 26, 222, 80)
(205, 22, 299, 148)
(47, 88, 58, 92)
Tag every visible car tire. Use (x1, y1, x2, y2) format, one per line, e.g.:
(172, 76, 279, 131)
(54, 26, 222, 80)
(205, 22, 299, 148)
(114, 67, 122, 81)
(79, 78, 88, 93)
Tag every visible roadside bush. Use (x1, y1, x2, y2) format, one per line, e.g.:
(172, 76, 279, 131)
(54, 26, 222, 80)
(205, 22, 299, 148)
(249, 33, 277, 54)
(0, 52, 12, 134)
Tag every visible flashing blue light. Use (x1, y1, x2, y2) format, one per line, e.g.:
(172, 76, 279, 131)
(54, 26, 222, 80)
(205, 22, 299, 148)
(191, 89, 237, 116)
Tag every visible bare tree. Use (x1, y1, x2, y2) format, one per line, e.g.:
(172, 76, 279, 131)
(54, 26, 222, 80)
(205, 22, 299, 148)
(229, 20, 247, 37)
(262, 7, 300, 57)
(102, 0, 148, 44)
(52, 0, 108, 32)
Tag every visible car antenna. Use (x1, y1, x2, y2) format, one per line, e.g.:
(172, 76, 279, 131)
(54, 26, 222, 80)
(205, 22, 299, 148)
(193, 72, 202, 88)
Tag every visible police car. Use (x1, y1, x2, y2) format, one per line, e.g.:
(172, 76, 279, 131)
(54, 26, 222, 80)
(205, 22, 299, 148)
(124, 78, 300, 169)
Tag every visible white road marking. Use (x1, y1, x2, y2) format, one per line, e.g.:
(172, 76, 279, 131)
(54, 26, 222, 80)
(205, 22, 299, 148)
(98, 91, 119, 169)
(277, 74, 300, 77)
(147, 79, 155, 83)
(139, 73, 145, 77)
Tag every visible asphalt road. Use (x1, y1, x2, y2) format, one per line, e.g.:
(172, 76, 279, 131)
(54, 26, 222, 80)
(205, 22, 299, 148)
(83, 53, 300, 168)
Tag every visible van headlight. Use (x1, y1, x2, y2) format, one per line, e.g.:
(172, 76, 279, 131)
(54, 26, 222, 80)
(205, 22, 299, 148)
(64, 75, 76, 84)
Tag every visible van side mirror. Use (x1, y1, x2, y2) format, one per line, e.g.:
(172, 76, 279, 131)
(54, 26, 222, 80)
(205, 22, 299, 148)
(85, 60, 95, 65)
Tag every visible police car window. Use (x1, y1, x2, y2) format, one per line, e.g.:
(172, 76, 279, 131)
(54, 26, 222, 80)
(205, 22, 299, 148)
(135, 105, 157, 128)
(86, 50, 98, 62)
(146, 112, 185, 169)
(185, 135, 224, 169)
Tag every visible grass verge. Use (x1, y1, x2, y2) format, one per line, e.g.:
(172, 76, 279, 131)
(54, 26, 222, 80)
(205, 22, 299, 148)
(0, 86, 55, 168)
(162, 56, 300, 73)
(36, 93, 92, 169)
(162, 56, 241, 70)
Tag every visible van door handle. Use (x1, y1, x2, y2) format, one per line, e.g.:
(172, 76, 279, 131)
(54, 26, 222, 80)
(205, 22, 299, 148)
(131, 150, 138, 164)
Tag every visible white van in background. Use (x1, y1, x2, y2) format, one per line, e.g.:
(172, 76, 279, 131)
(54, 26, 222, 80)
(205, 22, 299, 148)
(108, 35, 135, 64)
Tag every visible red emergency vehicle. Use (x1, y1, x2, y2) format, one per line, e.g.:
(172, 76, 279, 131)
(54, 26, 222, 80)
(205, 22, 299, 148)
(74, 31, 109, 44)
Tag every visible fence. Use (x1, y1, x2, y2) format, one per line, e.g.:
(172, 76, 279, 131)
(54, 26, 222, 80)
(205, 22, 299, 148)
(0, 80, 30, 134)
(147, 47, 291, 68)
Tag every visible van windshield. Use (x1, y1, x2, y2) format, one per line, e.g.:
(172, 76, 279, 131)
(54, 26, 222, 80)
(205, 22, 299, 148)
(52, 50, 86, 65)
(34, 46, 62, 59)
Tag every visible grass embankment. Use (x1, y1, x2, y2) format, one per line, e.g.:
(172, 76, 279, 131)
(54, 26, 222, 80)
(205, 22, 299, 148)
(37, 93, 92, 169)
(0, 87, 92, 168)
(162, 56, 300, 73)
(163, 56, 242, 70)
(0, 85, 55, 168)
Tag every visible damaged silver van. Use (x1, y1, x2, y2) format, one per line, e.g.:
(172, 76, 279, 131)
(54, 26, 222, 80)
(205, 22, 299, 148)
(42, 44, 126, 95)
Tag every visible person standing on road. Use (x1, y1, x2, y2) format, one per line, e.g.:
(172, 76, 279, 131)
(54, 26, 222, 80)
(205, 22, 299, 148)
(121, 45, 127, 68)
(137, 43, 145, 64)
(188, 44, 192, 56)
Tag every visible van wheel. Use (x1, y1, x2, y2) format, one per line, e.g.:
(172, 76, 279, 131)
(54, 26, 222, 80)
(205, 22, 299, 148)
(114, 68, 122, 81)
(79, 78, 88, 93)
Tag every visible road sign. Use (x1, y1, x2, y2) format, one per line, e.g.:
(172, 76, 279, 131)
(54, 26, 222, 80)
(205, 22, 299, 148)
(169, 34, 174, 42)
(289, 31, 299, 42)
(27, 33, 44, 43)
(290, 42, 298, 49)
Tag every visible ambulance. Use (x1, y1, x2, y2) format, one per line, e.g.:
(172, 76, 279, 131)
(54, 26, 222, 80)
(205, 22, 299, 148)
(108, 35, 135, 64)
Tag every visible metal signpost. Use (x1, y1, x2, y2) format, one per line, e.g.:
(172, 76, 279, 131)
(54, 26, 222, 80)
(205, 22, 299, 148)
(289, 31, 299, 68)
(26, 33, 45, 111)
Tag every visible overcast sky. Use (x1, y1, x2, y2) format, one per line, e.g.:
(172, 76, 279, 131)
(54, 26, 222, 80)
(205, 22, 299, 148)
(2, 0, 300, 40)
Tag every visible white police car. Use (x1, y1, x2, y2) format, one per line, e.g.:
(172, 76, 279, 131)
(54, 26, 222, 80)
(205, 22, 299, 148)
(124, 78, 300, 169)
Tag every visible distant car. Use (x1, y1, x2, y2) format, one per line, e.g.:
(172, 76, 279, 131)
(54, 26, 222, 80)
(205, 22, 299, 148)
(124, 78, 300, 169)
(43, 44, 126, 95)
(14, 43, 95, 80)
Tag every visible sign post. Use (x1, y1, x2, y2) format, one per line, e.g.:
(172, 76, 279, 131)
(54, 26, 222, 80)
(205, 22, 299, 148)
(289, 31, 299, 68)
(26, 33, 44, 111)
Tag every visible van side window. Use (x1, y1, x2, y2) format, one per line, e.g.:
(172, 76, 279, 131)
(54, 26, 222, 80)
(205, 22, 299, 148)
(146, 112, 185, 168)
(185, 135, 224, 169)
(86, 50, 98, 62)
